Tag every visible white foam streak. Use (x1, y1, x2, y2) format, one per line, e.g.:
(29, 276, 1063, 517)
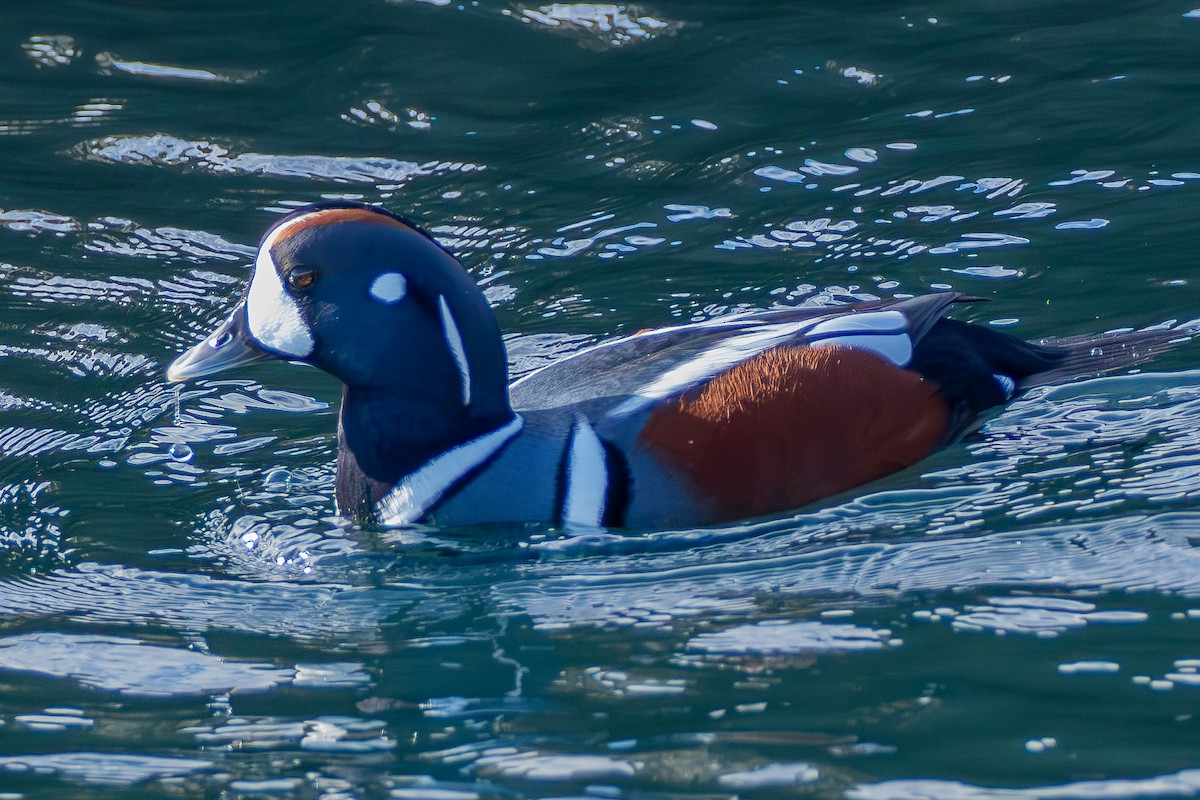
(848, 769, 1200, 800)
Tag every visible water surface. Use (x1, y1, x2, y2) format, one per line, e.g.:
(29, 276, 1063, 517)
(3, 1, 1200, 797)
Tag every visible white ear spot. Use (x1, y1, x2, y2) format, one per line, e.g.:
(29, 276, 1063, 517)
(438, 295, 472, 406)
(369, 272, 407, 304)
(245, 227, 315, 359)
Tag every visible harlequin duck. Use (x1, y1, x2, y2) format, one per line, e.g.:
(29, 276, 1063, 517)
(167, 201, 1188, 529)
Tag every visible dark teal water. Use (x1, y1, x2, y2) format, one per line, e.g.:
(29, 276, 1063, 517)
(4, 1, 1200, 797)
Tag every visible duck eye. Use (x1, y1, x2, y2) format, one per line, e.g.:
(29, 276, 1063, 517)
(287, 267, 316, 289)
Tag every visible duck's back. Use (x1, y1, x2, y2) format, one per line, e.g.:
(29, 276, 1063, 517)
(487, 294, 1189, 528)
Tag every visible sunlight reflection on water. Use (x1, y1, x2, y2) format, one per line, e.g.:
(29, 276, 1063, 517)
(3, 0, 1200, 796)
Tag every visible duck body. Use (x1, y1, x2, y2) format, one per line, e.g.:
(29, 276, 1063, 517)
(168, 202, 1188, 530)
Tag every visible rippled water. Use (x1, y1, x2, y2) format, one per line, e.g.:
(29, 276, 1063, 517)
(4, 1, 1200, 798)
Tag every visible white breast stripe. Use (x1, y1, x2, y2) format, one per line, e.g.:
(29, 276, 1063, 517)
(438, 295, 472, 406)
(377, 415, 524, 526)
(609, 318, 827, 418)
(562, 415, 608, 530)
(246, 218, 315, 358)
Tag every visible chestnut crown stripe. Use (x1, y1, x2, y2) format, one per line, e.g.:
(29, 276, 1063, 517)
(269, 206, 408, 243)
(244, 208, 411, 359)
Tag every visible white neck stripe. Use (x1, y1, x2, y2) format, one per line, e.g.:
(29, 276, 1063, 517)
(438, 295, 472, 406)
(376, 416, 523, 526)
(561, 415, 608, 530)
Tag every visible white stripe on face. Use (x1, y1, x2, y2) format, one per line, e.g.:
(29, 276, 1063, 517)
(438, 295, 472, 406)
(245, 218, 315, 359)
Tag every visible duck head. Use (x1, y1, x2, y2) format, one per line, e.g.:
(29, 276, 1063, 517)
(168, 201, 512, 429)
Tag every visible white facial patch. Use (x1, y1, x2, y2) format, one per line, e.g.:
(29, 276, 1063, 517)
(369, 272, 407, 304)
(438, 295, 472, 406)
(245, 219, 315, 358)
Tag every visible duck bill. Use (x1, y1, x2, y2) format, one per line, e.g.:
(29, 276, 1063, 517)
(167, 303, 271, 383)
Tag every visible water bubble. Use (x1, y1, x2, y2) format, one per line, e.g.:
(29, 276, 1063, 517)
(263, 468, 294, 486)
(1090, 347, 1104, 356)
(1024, 737, 1057, 753)
(168, 443, 194, 463)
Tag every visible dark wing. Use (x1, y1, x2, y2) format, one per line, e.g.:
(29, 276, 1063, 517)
(509, 293, 972, 416)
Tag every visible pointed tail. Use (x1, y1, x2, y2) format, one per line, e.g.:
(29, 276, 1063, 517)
(1017, 324, 1195, 388)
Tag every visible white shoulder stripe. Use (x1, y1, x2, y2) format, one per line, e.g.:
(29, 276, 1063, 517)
(609, 319, 822, 418)
(807, 310, 907, 336)
(607, 308, 919, 418)
(806, 310, 913, 366)
(562, 415, 608, 530)
(438, 295, 472, 406)
(810, 332, 913, 366)
(377, 416, 523, 526)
